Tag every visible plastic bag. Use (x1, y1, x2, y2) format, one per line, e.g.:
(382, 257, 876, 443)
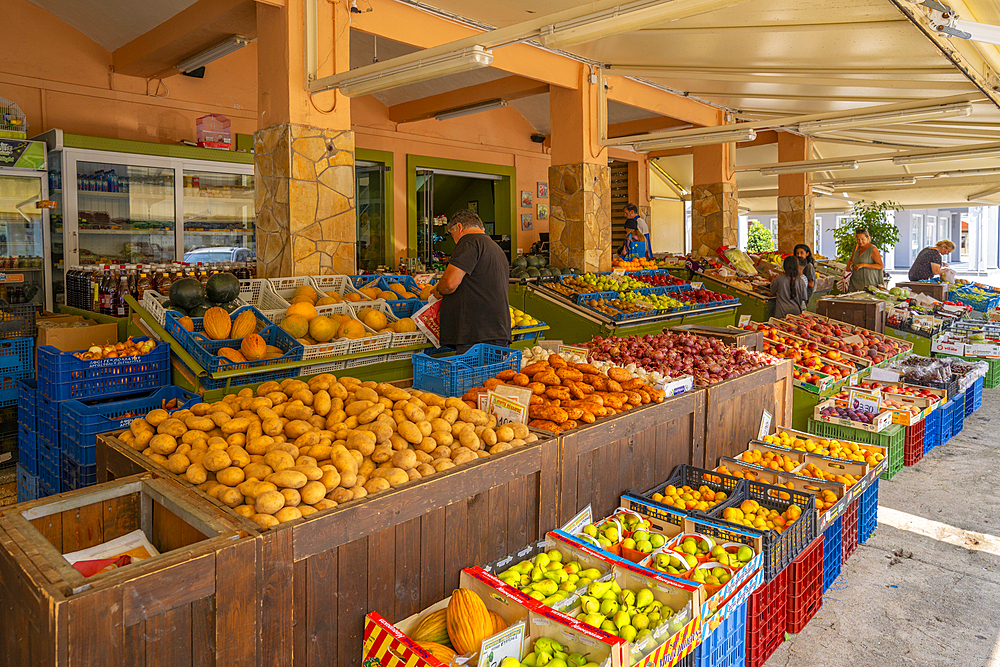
(837, 272, 852, 292)
(412, 299, 441, 348)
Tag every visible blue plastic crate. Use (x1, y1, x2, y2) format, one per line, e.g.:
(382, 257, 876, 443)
(695, 597, 747, 667)
(17, 378, 36, 432)
(952, 286, 1000, 311)
(16, 464, 39, 503)
(198, 367, 297, 391)
(859, 478, 880, 544)
(923, 409, 940, 453)
(164, 306, 303, 374)
(61, 387, 201, 467)
(0, 303, 36, 340)
(940, 398, 956, 444)
(36, 392, 61, 452)
(37, 338, 171, 401)
(17, 426, 36, 475)
(965, 377, 983, 416)
(952, 393, 966, 437)
(0, 337, 35, 396)
(37, 437, 62, 495)
(412, 345, 522, 397)
(386, 298, 425, 319)
(822, 516, 843, 593)
(62, 455, 97, 491)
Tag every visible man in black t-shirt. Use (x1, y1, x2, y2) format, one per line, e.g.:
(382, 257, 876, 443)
(432, 210, 511, 354)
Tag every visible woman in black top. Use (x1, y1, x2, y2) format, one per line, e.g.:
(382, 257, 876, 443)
(793, 244, 816, 300)
(908, 240, 955, 281)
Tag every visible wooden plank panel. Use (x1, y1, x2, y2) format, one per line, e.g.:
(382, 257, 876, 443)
(122, 553, 215, 626)
(575, 448, 595, 523)
(124, 622, 147, 667)
(145, 605, 192, 667)
(394, 517, 421, 623)
(505, 475, 529, 556)
(190, 597, 215, 667)
(487, 484, 509, 565)
(29, 510, 61, 552)
(558, 438, 579, 527)
(215, 538, 257, 667)
(293, 559, 308, 666)
(151, 501, 209, 554)
(68, 586, 123, 666)
(61, 502, 105, 553)
(260, 529, 294, 667)
(336, 539, 366, 667)
(465, 490, 490, 575)
(368, 528, 396, 621)
(309, 550, 340, 667)
(443, 500, 468, 594)
(419, 508, 446, 610)
(103, 493, 140, 542)
(524, 470, 541, 541)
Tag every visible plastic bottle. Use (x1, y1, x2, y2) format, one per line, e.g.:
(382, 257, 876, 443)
(99, 265, 114, 315)
(114, 266, 130, 317)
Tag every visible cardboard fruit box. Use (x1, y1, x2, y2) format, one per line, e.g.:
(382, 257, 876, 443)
(813, 397, 893, 433)
(850, 378, 945, 416)
(755, 428, 886, 498)
(569, 507, 686, 565)
(792, 364, 836, 394)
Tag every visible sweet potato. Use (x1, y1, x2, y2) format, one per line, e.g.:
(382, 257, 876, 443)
(606, 367, 631, 383)
(528, 405, 568, 423)
(555, 367, 584, 382)
(544, 386, 571, 401)
(534, 372, 562, 386)
(528, 419, 561, 433)
(511, 373, 530, 387)
(527, 382, 546, 395)
(620, 378, 646, 391)
(496, 370, 517, 381)
(521, 361, 551, 376)
(547, 354, 567, 368)
(574, 363, 601, 375)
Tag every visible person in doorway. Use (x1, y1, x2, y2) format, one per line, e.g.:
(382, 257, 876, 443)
(624, 203, 652, 259)
(845, 228, 884, 293)
(908, 240, 956, 281)
(771, 255, 808, 319)
(432, 209, 511, 354)
(793, 243, 816, 300)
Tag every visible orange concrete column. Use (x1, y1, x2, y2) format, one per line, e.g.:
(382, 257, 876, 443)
(691, 141, 739, 257)
(776, 133, 815, 254)
(255, 0, 356, 277)
(547, 75, 612, 273)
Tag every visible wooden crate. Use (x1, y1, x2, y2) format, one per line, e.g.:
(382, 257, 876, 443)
(896, 281, 948, 301)
(701, 359, 793, 469)
(98, 433, 559, 667)
(0, 474, 258, 667)
(817, 298, 886, 334)
(669, 324, 764, 350)
(557, 390, 706, 524)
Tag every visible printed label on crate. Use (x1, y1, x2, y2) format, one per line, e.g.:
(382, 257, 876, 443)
(413, 273, 436, 286)
(477, 623, 525, 667)
(691, 282, 703, 290)
(842, 334, 866, 346)
(758, 410, 772, 439)
(480, 391, 529, 425)
(848, 390, 882, 415)
(561, 505, 594, 534)
(869, 367, 901, 383)
(557, 344, 591, 361)
(738, 314, 752, 327)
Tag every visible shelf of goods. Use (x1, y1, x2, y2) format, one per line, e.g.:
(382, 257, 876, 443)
(514, 272, 740, 346)
(694, 272, 776, 323)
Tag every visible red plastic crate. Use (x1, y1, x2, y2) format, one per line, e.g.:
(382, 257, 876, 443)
(786, 535, 824, 634)
(904, 419, 925, 466)
(842, 496, 860, 563)
(746, 563, 789, 667)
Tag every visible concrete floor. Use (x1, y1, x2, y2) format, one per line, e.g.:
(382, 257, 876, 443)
(769, 389, 1000, 667)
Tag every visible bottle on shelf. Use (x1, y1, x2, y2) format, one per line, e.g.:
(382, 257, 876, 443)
(114, 266, 130, 318)
(99, 265, 114, 315)
(157, 264, 173, 297)
(89, 265, 101, 312)
(136, 266, 155, 302)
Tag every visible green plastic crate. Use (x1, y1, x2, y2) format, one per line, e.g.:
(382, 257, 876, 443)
(806, 419, 904, 481)
(933, 353, 1000, 390)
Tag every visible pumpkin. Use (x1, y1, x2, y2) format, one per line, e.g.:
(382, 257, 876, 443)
(415, 641, 456, 664)
(203, 307, 233, 340)
(412, 609, 451, 647)
(240, 334, 267, 361)
(178, 316, 195, 332)
(445, 589, 492, 655)
(230, 309, 257, 339)
(218, 347, 247, 364)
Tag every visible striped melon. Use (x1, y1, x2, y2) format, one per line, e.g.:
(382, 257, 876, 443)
(446, 589, 493, 654)
(411, 609, 451, 647)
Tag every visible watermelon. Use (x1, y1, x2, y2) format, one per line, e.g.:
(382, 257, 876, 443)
(169, 278, 205, 312)
(188, 304, 211, 318)
(536, 255, 548, 268)
(206, 272, 240, 303)
(165, 305, 188, 316)
(526, 255, 544, 269)
(526, 267, 541, 278)
(512, 256, 528, 269)
(512, 268, 529, 279)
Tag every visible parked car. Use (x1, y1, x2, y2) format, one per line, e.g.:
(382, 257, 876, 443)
(183, 246, 253, 263)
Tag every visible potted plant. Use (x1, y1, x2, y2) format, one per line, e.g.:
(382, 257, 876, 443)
(831, 200, 902, 262)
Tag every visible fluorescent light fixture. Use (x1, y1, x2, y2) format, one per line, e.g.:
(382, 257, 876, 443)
(435, 99, 507, 121)
(934, 167, 1000, 178)
(176, 35, 250, 73)
(338, 46, 494, 97)
(893, 145, 1000, 165)
(811, 185, 835, 195)
(632, 128, 756, 152)
(797, 102, 973, 134)
(826, 177, 917, 189)
(538, 0, 736, 48)
(759, 160, 859, 176)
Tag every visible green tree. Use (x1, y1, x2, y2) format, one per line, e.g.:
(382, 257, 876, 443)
(830, 200, 902, 261)
(746, 219, 775, 253)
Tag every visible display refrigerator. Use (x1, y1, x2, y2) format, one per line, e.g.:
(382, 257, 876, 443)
(37, 130, 255, 308)
(0, 139, 51, 310)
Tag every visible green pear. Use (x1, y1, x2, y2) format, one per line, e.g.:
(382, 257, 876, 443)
(600, 620, 619, 636)
(580, 596, 600, 614)
(738, 546, 753, 562)
(650, 534, 666, 549)
(602, 525, 620, 542)
(619, 624, 637, 642)
(543, 594, 563, 606)
(613, 610, 631, 630)
(568, 654, 587, 667)
(622, 538, 637, 550)
(583, 612, 605, 628)
(587, 581, 612, 599)
(547, 659, 567, 667)
(536, 652, 552, 667)
(532, 579, 558, 596)
(647, 610, 661, 625)
(599, 598, 619, 616)
(580, 568, 601, 580)
(610, 581, 622, 595)
(681, 540, 697, 555)
(620, 589, 636, 607)
(598, 537, 612, 547)
(711, 567, 726, 578)
(577, 577, 592, 588)
(560, 581, 577, 592)
(531, 566, 545, 582)
(522, 654, 538, 667)
(535, 638, 562, 654)
(632, 613, 650, 630)
(529, 591, 545, 600)
(567, 574, 579, 585)
(563, 562, 580, 575)
(636, 539, 652, 553)
(548, 549, 564, 563)
(636, 588, 654, 609)
(635, 629, 650, 643)
(633, 530, 649, 542)
(535, 553, 551, 569)
(583, 524, 598, 537)
(544, 569, 568, 584)
(501, 658, 521, 667)
(684, 554, 698, 567)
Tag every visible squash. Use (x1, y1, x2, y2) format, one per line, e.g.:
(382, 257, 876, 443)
(204, 307, 233, 340)
(415, 641, 457, 664)
(240, 334, 267, 361)
(177, 316, 195, 332)
(446, 589, 492, 655)
(219, 347, 247, 364)
(411, 609, 451, 647)
(231, 309, 257, 339)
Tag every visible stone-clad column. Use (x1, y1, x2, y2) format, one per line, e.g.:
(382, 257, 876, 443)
(548, 163, 612, 273)
(691, 144, 739, 257)
(776, 133, 815, 254)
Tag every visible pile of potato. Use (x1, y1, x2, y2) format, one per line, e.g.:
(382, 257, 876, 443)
(118, 375, 538, 529)
(463, 353, 667, 434)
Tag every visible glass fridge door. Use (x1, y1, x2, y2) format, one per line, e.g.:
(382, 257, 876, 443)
(74, 160, 175, 265)
(415, 170, 434, 266)
(181, 169, 255, 264)
(356, 164, 388, 271)
(0, 172, 46, 307)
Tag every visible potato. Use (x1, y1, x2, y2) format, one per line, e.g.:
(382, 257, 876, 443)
(397, 421, 422, 445)
(313, 499, 338, 511)
(459, 428, 480, 452)
(429, 418, 452, 433)
(354, 387, 379, 403)
(327, 487, 354, 503)
(134, 430, 154, 449)
(166, 453, 190, 474)
(217, 466, 245, 487)
(511, 423, 529, 439)
(495, 425, 515, 443)
(453, 450, 478, 465)
(226, 433, 247, 449)
(481, 428, 498, 447)
(416, 463, 436, 477)
(181, 430, 208, 446)
(345, 400, 374, 417)
(268, 470, 308, 489)
(418, 436, 438, 453)
(207, 484, 226, 499)
(129, 418, 153, 435)
(509, 438, 526, 447)
(284, 404, 313, 422)
(433, 459, 455, 472)
(145, 409, 172, 427)
(298, 505, 318, 518)
(219, 487, 244, 508)
(203, 449, 232, 472)
(346, 431, 377, 456)
(284, 420, 312, 440)
(289, 465, 323, 481)
(372, 443, 393, 463)
(366, 421, 393, 445)
(299, 480, 327, 505)
(373, 467, 409, 487)
(391, 449, 417, 470)
(255, 490, 285, 515)
(365, 478, 391, 494)
(264, 450, 295, 472)
(251, 513, 279, 529)
(280, 488, 301, 507)
(238, 478, 261, 498)
(459, 408, 489, 426)
(157, 418, 187, 437)
(209, 402, 236, 416)
(319, 468, 341, 490)
(149, 434, 178, 456)
(234, 504, 254, 518)
(415, 420, 433, 438)
(246, 435, 274, 456)
(275, 507, 303, 523)
(184, 415, 215, 432)
(221, 418, 251, 435)
(489, 442, 512, 455)
(358, 404, 385, 425)
(226, 445, 251, 468)
(188, 448, 207, 466)
(402, 402, 426, 423)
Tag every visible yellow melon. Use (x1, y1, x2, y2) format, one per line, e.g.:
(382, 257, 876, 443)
(293, 285, 317, 300)
(309, 316, 337, 343)
(316, 296, 339, 306)
(280, 314, 309, 339)
(402, 291, 417, 299)
(286, 301, 318, 321)
(363, 310, 388, 331)
(344, 293, 363, 303)
(339, 319, 367, 339)
(420, 284, 435, 300)
(379, 290, 399, 301)
(359, 287, 381, 300)
(388, 283, 407, 296)
(325, 290, 339, 298)
(395, 317, 417, 333)
(290, 295, 316, 305)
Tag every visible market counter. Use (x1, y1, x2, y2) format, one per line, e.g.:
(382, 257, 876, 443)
(695, 272, 775, 323)
(885, 325, 935, 357)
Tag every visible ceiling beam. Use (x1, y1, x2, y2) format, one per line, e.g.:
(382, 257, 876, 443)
(604, 68, 974, 91)
(633, 19, 908, 34)
(612, 65, 962, 76)
(387, 76, 549, 123)
(606, 117, 692, 138)
(112, 0, 255, 78)
(645, 130, 779, 158)
(604, 75, 721, 128)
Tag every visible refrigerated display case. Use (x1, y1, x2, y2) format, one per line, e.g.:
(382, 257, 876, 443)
(37, 130, 254, 307)
(0, 139, 51, 310)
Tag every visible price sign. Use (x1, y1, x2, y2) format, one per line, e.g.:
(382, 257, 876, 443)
(477, 622, 526, 667)
(842, 334, 865, 346)
(557, 344, 590, 360)
(869, 367, 900, 383)
(848, 389, 882, 415)
(738, 314, 752, 327)
(0, 274, 24, 284)
(691, 282, 703, 290)
(493, 384, 532, 407)
(758, 410, 772, 439)
(35, 200, 57, 209)
(485, 391, 529, 425)
(612, 268, 627, 276)
(561, 504, 594, 534)
(413, 273, 435, 286)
